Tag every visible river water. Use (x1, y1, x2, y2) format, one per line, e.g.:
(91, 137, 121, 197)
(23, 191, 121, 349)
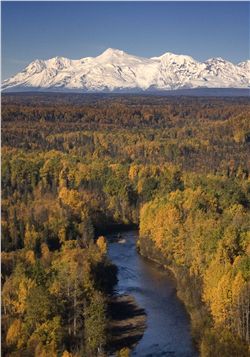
(107, 230, 198, 357)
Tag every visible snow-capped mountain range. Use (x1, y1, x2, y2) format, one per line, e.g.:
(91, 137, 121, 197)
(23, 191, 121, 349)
(2, 48, 250, 92)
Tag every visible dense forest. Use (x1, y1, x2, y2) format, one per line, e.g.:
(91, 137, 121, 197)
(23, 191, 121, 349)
(1, 93, 250, 356)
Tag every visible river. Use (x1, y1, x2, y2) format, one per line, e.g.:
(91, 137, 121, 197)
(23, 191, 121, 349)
(107, 230, 198, 357)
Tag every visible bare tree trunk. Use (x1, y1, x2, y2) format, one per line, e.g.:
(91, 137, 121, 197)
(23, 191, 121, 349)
(68, 279, 71, 336)
(73, 278, 77, 336)
(245, 284, 249, 343)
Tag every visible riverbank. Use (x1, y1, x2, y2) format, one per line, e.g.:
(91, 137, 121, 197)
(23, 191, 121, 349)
(138, 235, 204, 354)
(107, 294, 147, 354)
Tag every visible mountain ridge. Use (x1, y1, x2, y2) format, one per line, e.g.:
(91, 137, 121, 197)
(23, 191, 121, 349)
(2, 48, 250, 92)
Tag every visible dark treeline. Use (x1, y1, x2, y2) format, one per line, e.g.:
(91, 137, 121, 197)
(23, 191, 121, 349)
(1, 94, 250, 356)
(2, 94, 250, 174)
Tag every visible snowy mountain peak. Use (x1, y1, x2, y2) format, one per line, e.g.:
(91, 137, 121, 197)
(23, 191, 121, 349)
(2, 49, 250, 92)
(238, 60, 250, 69)
(46, 56, 72, 69)
(25, 59, 46, 74)
(154, 52, 196, 63)
(95, 48, 144, 65)
(206, 57, 229, 64)
(48, 56, 70, 63)
(101, 48, 126, 56)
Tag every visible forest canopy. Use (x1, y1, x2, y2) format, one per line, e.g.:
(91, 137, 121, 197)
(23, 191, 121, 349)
(1, 93, 250, 356)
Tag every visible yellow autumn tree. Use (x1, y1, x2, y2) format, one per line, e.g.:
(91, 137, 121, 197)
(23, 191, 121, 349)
(96, 236, 107, 255)
(13, 277, 36, 315)
(24, 224, 39, 250)
(6, 319, 22, 347)
(210, 272, 233, 327)
(25, 250, 36, 265)
(59, 187, 81, 211)
(62, 351, 73, 357)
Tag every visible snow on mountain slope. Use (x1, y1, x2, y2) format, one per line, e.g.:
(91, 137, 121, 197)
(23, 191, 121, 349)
(2, 48, 250, 92)
(238, 60, 250, 80)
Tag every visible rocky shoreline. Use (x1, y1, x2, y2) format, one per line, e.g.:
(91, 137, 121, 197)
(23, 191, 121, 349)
(107, 294, 147, 354)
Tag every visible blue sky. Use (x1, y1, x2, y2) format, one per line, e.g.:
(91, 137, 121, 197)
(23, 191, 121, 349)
(2, 1, 249, 79)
